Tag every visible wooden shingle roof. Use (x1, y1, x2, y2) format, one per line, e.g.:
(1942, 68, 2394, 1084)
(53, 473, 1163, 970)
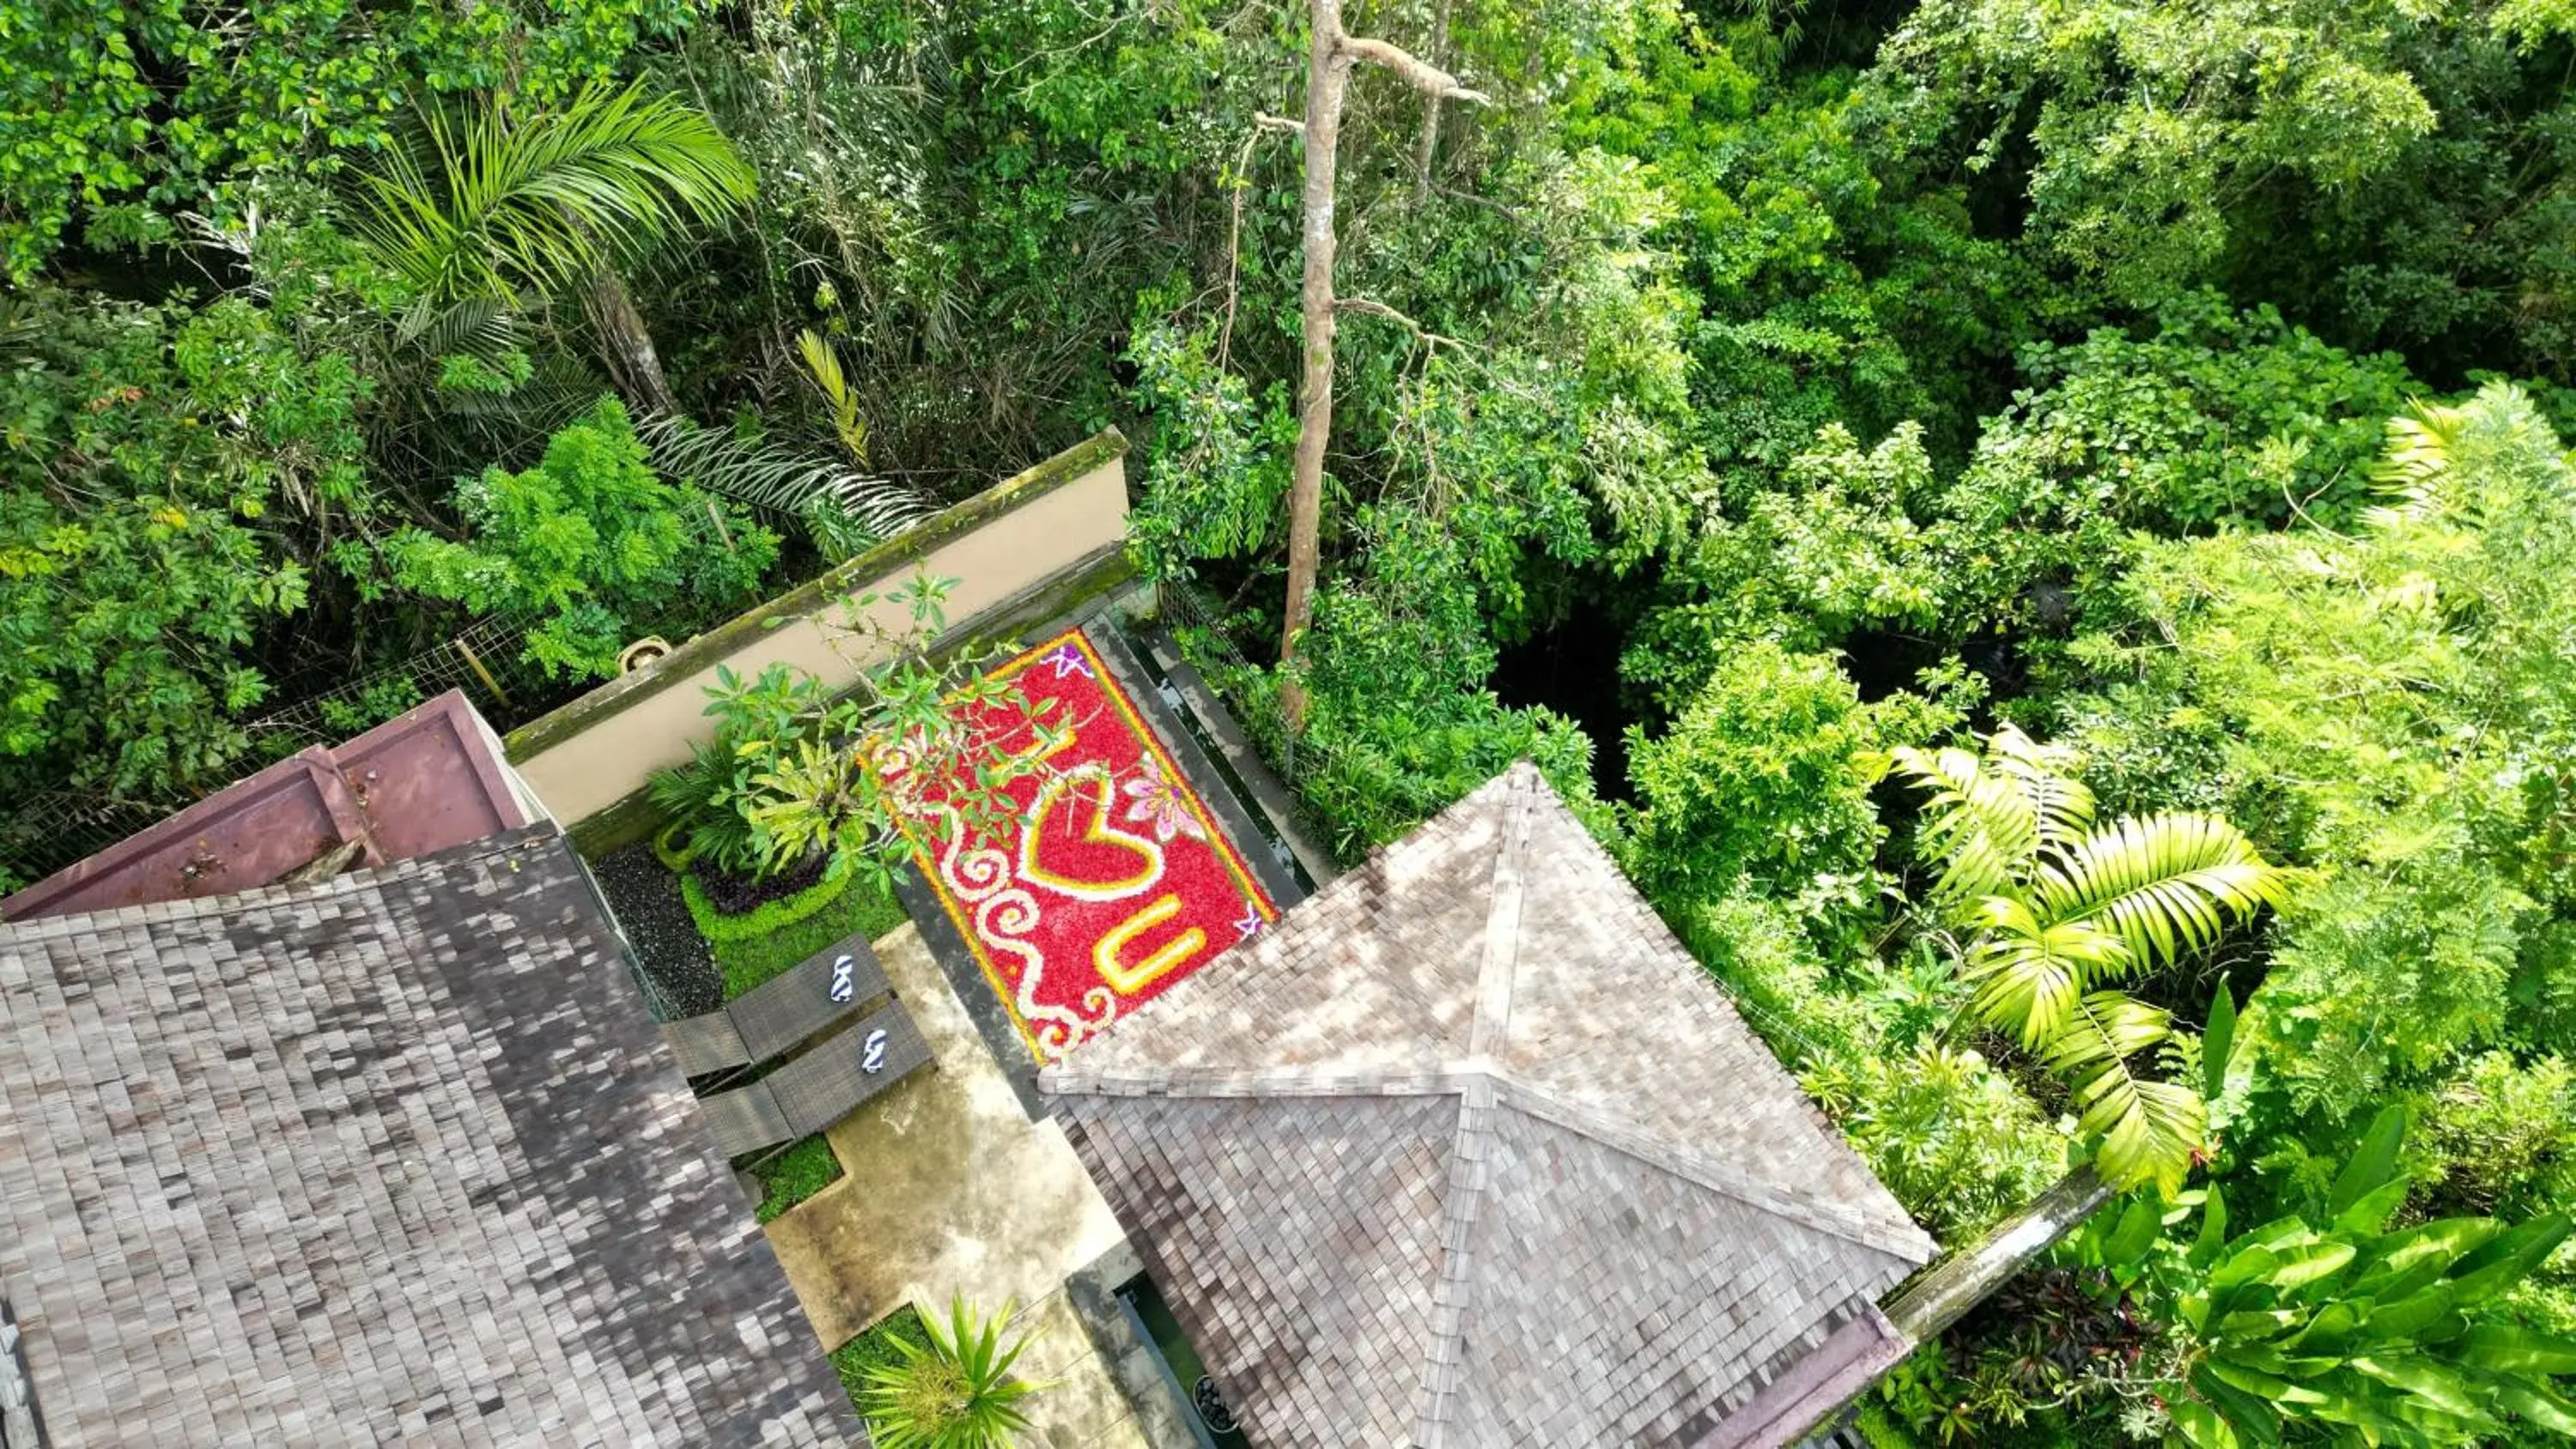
(0, 826, 858, 1446)
(1043, 763, 1935, 1449)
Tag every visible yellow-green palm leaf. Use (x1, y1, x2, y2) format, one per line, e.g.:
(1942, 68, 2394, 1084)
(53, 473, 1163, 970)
(355, 80, 755, 306)
(1903, 727, 2295, 1194)
(1962, 897, 2131, 1047)
(1894, 723, 2096, 907)
(2032, 812, 2297, 972)
(2042, 991, 2207, 1194)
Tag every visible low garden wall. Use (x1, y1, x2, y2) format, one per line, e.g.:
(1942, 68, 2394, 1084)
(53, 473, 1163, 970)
(505, 429, 1134, 849)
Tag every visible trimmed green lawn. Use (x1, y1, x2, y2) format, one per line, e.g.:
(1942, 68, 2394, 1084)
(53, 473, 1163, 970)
(710, 871, 908, 999)
(749, 1134, 844, 1222)
(830, 1303, 933, 1420)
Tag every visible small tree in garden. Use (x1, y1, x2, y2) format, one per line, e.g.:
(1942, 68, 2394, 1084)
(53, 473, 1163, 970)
(860, 1294, 1042, 1449)
(1895, 724, 2298, 1194)
(647, 572, 1066, 896)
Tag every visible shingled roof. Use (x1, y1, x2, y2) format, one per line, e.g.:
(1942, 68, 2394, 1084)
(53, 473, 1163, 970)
(0, 825, 859, 1446)
(1042, 763, 1936, 1449)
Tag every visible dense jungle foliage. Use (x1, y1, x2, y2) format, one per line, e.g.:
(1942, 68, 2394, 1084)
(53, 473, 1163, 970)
(7, 0, 2576, 1439)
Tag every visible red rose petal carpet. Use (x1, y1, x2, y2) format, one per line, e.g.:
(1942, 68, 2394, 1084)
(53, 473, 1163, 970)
(897, 627, 1277, 1062)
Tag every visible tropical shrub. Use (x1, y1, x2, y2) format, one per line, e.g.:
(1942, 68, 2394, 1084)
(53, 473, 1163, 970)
(1806, 1044, 2065, 1241)
(649, 574, 1060, 897)
(1233, 506, 1598, 859)
(0, 288, 367, 797)
(2075, 1107, 2576, 1446)
(1623, 640, 1951, 903)
(2417, 1052, 2576, 1222)
(2065, 384, 2576, 1140)
(388, 396, 775, 679)
(0, 0, 702, 278)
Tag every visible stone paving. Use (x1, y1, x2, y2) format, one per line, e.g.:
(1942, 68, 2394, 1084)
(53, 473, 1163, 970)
(760, 921, 1170, 1448)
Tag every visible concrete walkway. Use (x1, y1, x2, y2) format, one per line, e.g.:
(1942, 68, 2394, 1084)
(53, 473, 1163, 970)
(762, 923, 1163, 1448)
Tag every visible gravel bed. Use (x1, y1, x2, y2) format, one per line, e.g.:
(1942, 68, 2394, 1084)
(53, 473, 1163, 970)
(591, 843, 724, 1018)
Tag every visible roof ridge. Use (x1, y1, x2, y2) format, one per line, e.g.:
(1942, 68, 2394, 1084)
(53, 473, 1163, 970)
(0, 824, 561, 942)
(1038, 1064, 1478, 1096)
(1412, 766, 1535, 1447)
(1501, 1077, 1936, 1265)
(1465, 765, 1535, 1057)
(1413, 1076, 1493, 1447)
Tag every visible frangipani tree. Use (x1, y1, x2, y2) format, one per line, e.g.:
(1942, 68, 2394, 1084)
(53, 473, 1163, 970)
(1896, 725, 2298, 1191)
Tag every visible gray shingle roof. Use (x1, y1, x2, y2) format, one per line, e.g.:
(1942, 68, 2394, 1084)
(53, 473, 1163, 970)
(0, 826, 858, 1447)
(1042, 764, 1935, 1449)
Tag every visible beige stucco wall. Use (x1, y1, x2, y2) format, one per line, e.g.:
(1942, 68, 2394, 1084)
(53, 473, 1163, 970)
(507, 433, 1129, 826)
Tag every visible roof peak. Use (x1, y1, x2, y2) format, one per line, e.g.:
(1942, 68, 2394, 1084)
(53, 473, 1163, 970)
(1047, 764, 1938, 1446)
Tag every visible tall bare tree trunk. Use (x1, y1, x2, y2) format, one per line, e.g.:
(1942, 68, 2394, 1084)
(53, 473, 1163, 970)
(1412, 0, 1455, 206)
(1279, 1, 1488, 729)
(1279, 0, 1352, 730)
(586, 264, 682, 417)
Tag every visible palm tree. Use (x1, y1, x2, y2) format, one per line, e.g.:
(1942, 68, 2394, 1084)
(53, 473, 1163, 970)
(860, 1294, 1042, 1449)
(1894, 724, 2297, 1192)
(351, 80, 756, 412)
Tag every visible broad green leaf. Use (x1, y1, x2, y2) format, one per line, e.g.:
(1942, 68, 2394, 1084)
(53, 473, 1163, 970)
(2347, 1355, 2490, 1423)
(2456, 1324, 2576, 1377)
(2289, 1300, 2364, 1358)
(2348, 1219, 2501, 1301)
(2192, 1185, 2231, 1270)
(2208, 1358, 2330, 1406)
(2168, 1399, 2237, 1449)
(2333, 1179, 2410, 1238)
(2105, 1194, 2165, 1266)
(2361, 1286, 2455, 1341)
(2192, 1363, 2285, 1446)
(2489, 1378, 2576, 1436)
(2215, 1308, 2301, 1343)
(2202, 975, 2238, 1100)
(2327, 1106, 2408, 1219)
(2448, 1215, 2573, 1305)
(2265, 1241, 2358, 1295)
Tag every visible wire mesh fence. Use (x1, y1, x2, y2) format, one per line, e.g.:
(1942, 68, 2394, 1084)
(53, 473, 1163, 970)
(236, 616, 570, 751)
(0, 616, 585, 891)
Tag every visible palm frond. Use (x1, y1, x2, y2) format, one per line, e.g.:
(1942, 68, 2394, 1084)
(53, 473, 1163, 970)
(2365, 399, 2469, 529)
(1894, 723, 2094, 906)
(632, 409, 929, 555)
(860, 1294, 1041, 1449)
(397, 294, 526, 361)
(2041, 990, 2205, 1192)
(1961, 897, 2131, 1046)
(1993, 724, 2097, 849)
(797, 328, 871, 463)
(355, 80, 756, 304)
(2032, 812, 2296, 973)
